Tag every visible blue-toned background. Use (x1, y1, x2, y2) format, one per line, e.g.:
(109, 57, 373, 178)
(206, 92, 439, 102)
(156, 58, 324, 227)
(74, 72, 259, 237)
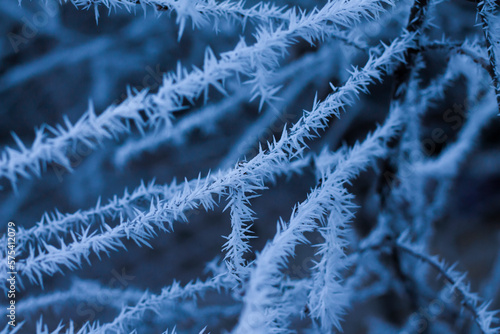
(0, 0, 499, 333)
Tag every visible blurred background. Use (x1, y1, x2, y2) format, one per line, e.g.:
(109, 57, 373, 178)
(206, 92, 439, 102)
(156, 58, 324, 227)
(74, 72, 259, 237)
(0, 0, 499, 332)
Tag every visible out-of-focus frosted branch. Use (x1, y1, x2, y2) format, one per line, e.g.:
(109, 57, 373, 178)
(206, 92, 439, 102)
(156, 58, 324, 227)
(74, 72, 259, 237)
(477, 0, 500, 112)
(0, 278, 143, 318)
(86, 273, 235, 334)
(0, 18, 162, 93)
(397, 233, 500, 334)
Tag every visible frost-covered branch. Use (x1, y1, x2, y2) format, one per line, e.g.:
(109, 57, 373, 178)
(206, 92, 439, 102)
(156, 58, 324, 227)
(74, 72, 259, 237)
(87, 273, 235, 334)
(397, 233, 500, 334)
(1, 179, 186, 254)
(477, 0, 500, 112)
(217, 41, 348, 170)
(0, 0, 391, 189)
(235, 108, 402, 333)
(2, 31, 414, 288)
(222, 186, 256, 278)
(66, 0, 290, 34)
(0, 278, 143, 318)
(115, 34, 366, 168)
(0, 92, 148, 191)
